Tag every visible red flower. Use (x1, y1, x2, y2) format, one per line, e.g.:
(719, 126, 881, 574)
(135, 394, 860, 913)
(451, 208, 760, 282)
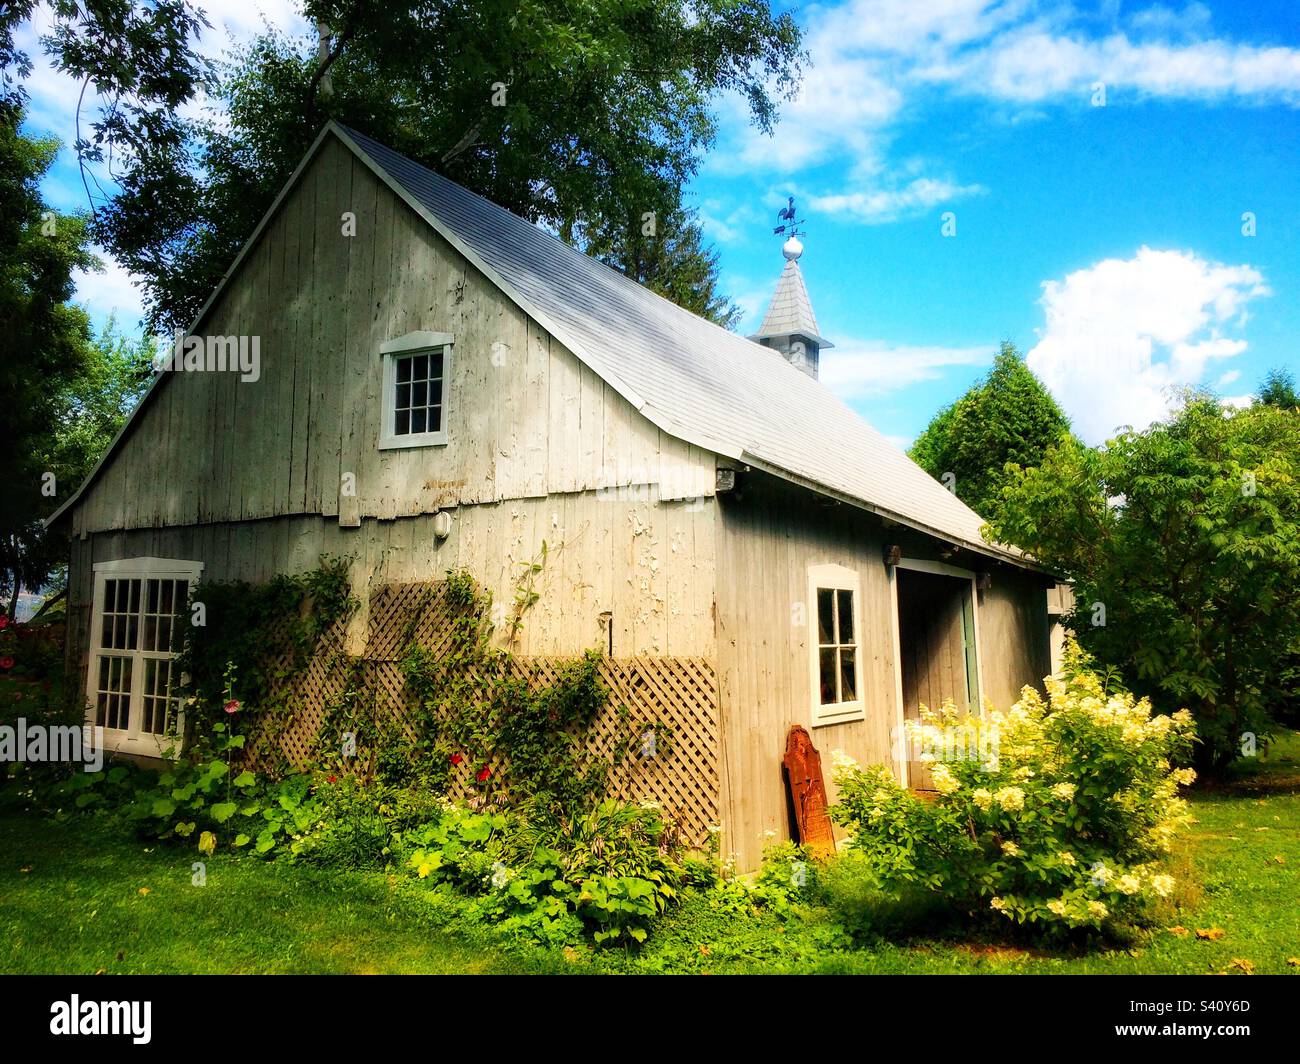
(450, 753, 464, 766)
(0, 614, 9, 628)
(13, 692, 22, 701)
(223, 699, 240, 715)
(0, 656, 13, 670)
(327, 774, 338, 784)
(476, 766, 492, 782)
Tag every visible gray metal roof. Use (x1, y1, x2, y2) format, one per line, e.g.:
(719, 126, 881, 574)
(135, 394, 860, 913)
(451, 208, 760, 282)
(750, 258, 832, 349)
(340, 125, 1027, 565)
(52, 123, 1028, 567)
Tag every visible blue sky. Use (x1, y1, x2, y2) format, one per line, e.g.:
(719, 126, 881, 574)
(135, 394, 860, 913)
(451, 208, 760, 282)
(19, 0, 1300, 447)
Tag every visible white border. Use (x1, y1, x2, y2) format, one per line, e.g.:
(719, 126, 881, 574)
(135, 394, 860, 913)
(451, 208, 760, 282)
(378, 332, 454, 450)
(86, 557, 203, 759)
(806, 563, 865, 727)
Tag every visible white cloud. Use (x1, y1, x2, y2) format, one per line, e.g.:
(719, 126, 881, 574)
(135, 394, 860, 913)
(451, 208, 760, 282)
(820, 338, 990, 398)
(1024, 246, 1270, 443)
(713, 0, 1300, 224)
(810, 176, 985, 223)
(72, 250, 147, 327)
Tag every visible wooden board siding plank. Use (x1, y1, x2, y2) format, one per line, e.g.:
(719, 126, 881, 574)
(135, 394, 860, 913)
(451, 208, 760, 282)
(339, 154, 381, 528)
(311, 140, 354, 519)
(546, 341, 583, 495)
(285, 144, 317, 516)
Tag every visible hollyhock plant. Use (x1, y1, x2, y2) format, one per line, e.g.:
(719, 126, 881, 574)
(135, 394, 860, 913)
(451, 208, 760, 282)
(223, 699, 240, 715)
(476, 766, 492, 782)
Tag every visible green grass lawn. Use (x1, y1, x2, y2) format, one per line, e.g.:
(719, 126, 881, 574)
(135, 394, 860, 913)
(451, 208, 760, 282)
(3, 734, 1297, 975)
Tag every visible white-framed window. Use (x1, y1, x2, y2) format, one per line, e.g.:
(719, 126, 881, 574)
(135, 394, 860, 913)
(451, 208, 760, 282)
(378, 331, 454, 449)
(807, 563, 864, 726)
(86, 557, 203, 758)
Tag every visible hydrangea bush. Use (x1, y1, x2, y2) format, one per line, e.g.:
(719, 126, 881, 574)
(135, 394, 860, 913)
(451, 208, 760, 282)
(830, 647, 1196, 932)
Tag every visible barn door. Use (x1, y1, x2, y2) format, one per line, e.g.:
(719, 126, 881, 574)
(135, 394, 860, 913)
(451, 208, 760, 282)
(961, 584, 980, 709)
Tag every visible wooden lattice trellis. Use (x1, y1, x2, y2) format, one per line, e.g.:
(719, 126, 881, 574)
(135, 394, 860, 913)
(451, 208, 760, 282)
(241, 581, 721, 844)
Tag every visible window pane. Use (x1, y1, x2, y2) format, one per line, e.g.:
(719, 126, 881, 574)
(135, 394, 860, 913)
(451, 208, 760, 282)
(819, 647, 838, 705)
(429, 378, 443, 406)
(396, 382, 411, 410)
(146, 579, 160, 613)
(839, 648, 857, 702)
(394, 408, 410, 436)
(817, 588, 835, 644)
(411, 408, 427, 433)
(143, 615, 158, 652)
(411, 354, 428, 380)
(430, 352, 444, 379)
(837, 589, 854, 643)
(412, 380, 427, 407)
(396, 356, 412, 383)
(428, 405, 442, 432)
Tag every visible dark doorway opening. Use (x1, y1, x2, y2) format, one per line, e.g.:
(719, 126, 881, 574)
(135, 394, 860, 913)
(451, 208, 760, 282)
(896, 567, 978, 789)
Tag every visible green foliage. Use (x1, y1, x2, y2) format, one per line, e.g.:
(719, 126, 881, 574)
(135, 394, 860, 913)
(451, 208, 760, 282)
(65, 0, 802, 330)
(989, 393, 1300, 769)
(1256, 367, 1298, 409)
(910, 342, 1073, 521)
(400, 571, 614, 808)
(830, 649, 1197, 936)
(0, 109, 99, 610)
(405, 798, 681, 946)
(178, 555, 357, 740)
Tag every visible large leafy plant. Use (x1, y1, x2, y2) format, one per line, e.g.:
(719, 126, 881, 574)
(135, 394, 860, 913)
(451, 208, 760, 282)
(989, 394, 1300, 770)
(830, 647, 1196, 933)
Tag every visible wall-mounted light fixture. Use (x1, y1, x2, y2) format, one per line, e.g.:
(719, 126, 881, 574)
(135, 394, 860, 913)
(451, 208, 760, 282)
(883, 544, 902, 568)
(432, 510, 452, 540)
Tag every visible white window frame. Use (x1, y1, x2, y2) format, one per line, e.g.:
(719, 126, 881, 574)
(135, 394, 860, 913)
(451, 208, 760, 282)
(378, 331, 454, 450)
(85, 557, 203, 759)
(807, 563, 865, 726)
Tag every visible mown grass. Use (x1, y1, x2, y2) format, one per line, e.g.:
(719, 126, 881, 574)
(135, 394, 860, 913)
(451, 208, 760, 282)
(0, 816, 572, 975)
(2, 733, 1297, 975)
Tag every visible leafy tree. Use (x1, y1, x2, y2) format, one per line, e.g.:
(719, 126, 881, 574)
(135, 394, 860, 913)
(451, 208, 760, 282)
(1257, 367, 1298, 409)
(36, 1, 801, 329)
(584, 205, 740, 327)
(0, 101, 154, 614)
(988, 393, 1300, 771)
(910, 342, 1073, 521)
(0, 113, 96, 616)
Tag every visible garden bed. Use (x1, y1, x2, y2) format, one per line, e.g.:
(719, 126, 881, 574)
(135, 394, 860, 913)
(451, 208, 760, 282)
(2, 732, 1296, 975)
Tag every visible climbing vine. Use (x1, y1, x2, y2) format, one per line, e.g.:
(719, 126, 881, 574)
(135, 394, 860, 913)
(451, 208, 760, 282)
(178, 555, 358, 751)
(400, 568, 612, 809)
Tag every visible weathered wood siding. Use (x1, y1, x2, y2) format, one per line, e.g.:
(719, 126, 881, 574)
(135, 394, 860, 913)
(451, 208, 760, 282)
(714, 475, 899, 870)
(69, 137, 714, 535)
(66, 495, 717, 718)
(974, 568, 1053, 710)
(713, 473, 1051, 870)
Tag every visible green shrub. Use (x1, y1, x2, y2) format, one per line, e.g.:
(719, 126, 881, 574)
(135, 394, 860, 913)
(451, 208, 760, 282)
(830, 648, 1196, 934)
(405, 798, 681, 946)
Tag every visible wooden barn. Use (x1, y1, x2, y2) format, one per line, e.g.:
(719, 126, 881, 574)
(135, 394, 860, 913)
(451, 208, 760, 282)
(50, 123, 1053, 869)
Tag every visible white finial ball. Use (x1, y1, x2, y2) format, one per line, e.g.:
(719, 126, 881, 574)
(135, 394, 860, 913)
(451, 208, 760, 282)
(782, 236, 804, 261)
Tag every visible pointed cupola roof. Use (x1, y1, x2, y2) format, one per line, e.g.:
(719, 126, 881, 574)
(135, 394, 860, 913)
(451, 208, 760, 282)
(749, 250, 833, 351)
